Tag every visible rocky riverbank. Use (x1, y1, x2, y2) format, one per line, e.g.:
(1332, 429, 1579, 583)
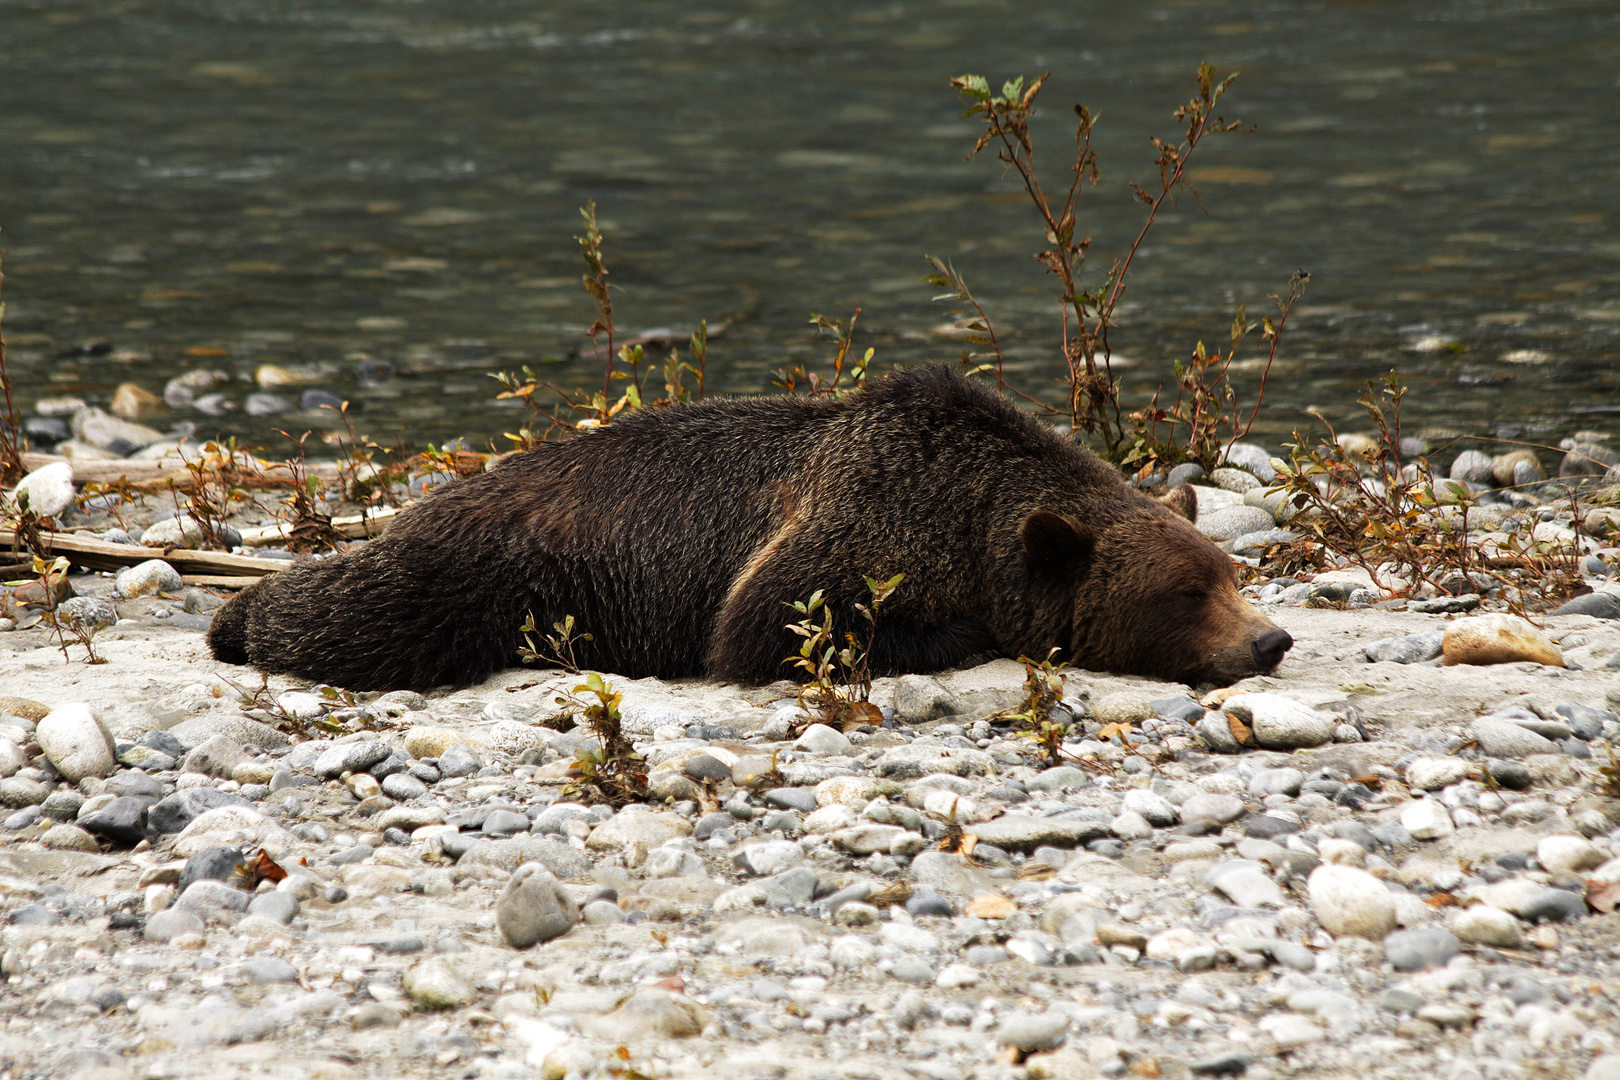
(3, 589, 1620, 1080)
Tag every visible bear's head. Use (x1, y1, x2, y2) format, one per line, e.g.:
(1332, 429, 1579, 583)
(1020, 497, 1292, 687)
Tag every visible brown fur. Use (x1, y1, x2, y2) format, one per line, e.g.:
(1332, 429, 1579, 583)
(208, 366, 1291, 691)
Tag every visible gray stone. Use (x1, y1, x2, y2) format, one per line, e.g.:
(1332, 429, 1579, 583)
(72, 406, 165, 450)
(77, 796, 152, 846)
(481, 810, 531, 838)
(1248, 768, 1304, 798)
(437, 744, 482, 778)
(1120, 789, 1178, 827)
(1207, 860, 1285, 908)
(758, 866, 820, 907)
(735, 839, 804, 877)
(1198, 711, 1244, 754)
(893, 675, 957, 722)
(1225, 694, 1334, 750)
(1025, 767, 1089, 792)
(55, 597, 117, 632)
(241, 958, 298, 984)
(1519, 887, 1586, 923)
(179, 847, 247, 890)
(381, 772, 428, 801)
(247, 891, 299, 925)
(175, 880, 247, 926)
(1364, 630, 1447, 664)
(461, 837, 592, 879)
(764, 788, 819, 813)
(313, 740, 393, 779)
(1472, 718, 1558, 759)
(1450, 450, 1495, 485)
(136, 516, 206, 549)
(181, 735, 249, 779)
(619, 704, 701, 736)
(497, 864, 581, 948)
(41, 823, 100, 851)
(1383, 926, 1460, 971)
(1410, 593, 1479, 614)
(1197, 506, 1278, 541)
(0, 778, 51, 809)
(890, 957, 936, 984)
(1222, 443, 1278, 483)
(168, 714, 289, 753)
(969, 816, 1108, 852)
(1552, 592, 1620, 619)
(114, 559, 184, 598)
(1180, 793, 1246, 825)
(149, 789, 251, 834)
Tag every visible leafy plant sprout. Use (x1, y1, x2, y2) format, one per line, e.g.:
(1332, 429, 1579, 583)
(782, 573, 905, 731)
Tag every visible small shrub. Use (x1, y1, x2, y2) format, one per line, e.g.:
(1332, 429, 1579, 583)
(1273, 373, 1586, 608)
(557, 672, 647, 806)
(517, 612, 593, 675)
(782, 573, 904, 731)
(6, 554, 106, 665)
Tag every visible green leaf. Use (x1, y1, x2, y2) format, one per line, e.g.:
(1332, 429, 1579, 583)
(954, 74, 990, 101)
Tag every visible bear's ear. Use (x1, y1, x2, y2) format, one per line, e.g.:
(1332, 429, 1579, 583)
(1021, 510, 1094, 580)
(1157, 483, 1198, 523)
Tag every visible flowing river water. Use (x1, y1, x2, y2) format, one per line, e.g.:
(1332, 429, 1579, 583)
(1, 0, 1617, 459)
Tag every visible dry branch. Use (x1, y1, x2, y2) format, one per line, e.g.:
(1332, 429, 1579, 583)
(0, 527, 290, 578)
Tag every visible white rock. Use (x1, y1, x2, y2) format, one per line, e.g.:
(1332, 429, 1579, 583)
(921, 789, 975, 819)
(1536, 835, 1607, 875)
(1120, 788, 1178, 827)
(114, 559, 184, 598)
(829, 935, 876, 969)
(1450, 905, 1523, 948)
(1317, 838, 1366, 866)
(0, 740, 27, 778)
(1401, 799, 1455, 841)
(7, 462, 75, 518)
(879, 922, 940, 953)
(936, 963, 981, 989)
(138, 515, 207, 549)
(1405, 756, 1470, 791)
(1109, 811, 1154, 841)
(803, 804, 858, 834)
(1307, 864, 1397, 939)
(1144, 927, 1208, 962)
(793, 723, 852, 756)
(1222, 693, 1334, 750)
(35, 704, 116, 782)
(1259, 1013, 1323, 1049)
(174, 806, 294, 856)
(1206, 860, 1285, 908)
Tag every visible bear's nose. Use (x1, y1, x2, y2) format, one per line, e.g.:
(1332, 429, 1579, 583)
(1252, 628, 1293, 670)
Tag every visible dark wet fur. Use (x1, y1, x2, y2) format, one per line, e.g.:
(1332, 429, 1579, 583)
(209, 366, 1287, 691)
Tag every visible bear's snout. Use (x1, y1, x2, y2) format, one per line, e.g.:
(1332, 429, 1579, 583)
(1251, 627, 1293, 671)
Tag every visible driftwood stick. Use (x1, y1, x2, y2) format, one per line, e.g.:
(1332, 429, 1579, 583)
(19, 451, 346, 486)
(0, 527, 290, 577)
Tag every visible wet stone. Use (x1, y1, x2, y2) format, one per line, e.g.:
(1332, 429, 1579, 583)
(1384, 926, 1461, 971)
(763, 788, 818, 813)
(1520, 887, 1586, 923)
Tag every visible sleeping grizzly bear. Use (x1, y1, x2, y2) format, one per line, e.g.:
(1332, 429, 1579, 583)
(207, 365, 1292, 692)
